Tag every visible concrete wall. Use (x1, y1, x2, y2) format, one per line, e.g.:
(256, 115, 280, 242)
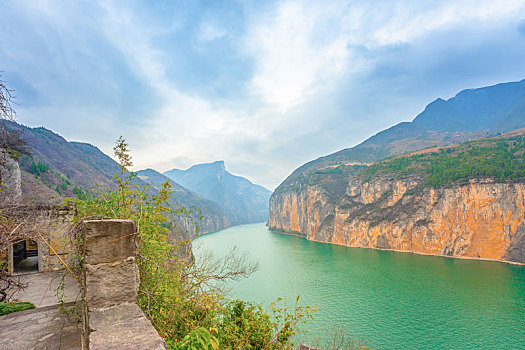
(6, 203, 75, 274)
(81, 219, 166, 350)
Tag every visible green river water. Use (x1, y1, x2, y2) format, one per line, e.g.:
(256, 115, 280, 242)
(193, 223, 525, 349)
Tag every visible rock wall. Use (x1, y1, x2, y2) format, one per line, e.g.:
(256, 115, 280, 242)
(5, 203, 76, 274)
(269, 176, 525, 264)
(0, 152, 22, 205)
(82, 219, 166, 349)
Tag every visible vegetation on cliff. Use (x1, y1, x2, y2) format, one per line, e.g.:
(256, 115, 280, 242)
(364, 134, 525, 187)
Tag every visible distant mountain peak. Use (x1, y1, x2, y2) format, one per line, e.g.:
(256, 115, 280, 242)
(164, 161, 272, 224)
(211, 160, 225, 171)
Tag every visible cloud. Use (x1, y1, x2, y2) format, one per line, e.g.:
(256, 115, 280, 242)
(519, 19, 525, 36)
(198, 21, 228, 41)
(242, 1, 350, 111)
(2, 0, 525, 190)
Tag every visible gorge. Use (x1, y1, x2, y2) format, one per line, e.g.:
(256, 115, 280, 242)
(269, 80, 525, 265)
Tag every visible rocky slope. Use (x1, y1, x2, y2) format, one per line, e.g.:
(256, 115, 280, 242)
(270, 133, 525, 264)
(164, 161, 272, 225)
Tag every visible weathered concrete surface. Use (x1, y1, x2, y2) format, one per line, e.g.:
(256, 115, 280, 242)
(84, 258, 139, 309)
(83, 220, 137, 265)
(89, 304, 166, 350)
(0, 302, 81, 350)
(10, 271, 80, 308)
(82, 219, 166, 349)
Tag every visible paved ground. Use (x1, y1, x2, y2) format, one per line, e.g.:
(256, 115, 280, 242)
(0, 302, 81, 350)
(12, 271, 80, 307)
(0, 271, 82, 349)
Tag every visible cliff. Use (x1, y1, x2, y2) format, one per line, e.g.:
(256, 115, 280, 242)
(269, 134, 525, 264)
(0, 152, 22, 205)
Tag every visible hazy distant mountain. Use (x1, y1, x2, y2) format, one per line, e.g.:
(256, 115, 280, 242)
(277, 79, 525, 191)
(136, 168, 232, 234)
(5, 121, 231, 235)
(412, 79, 525, 132)
(164, 161, 272, 224)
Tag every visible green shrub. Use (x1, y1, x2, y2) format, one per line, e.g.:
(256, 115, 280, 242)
(0, 302, 36, 316)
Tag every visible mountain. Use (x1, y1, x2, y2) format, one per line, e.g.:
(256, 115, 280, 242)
(276, 79, 525, 193)
(5, 121, 231, 236)
(136, 168, 232, 235)
(412, 79, 525, 132)
(270, 79, 525, 264)
(164, 161, 272, 224)
(270, 131, 525, 264)
(5, 121, 120, 204)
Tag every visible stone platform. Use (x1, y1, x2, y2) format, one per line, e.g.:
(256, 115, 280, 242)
(0, 302, 81, 350)
(0, 271, 81, 349)
(12, 271, 80, 307)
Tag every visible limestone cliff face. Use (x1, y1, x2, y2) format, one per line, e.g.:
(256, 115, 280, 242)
(0, 152, 22, 205)
(269, 176, 525, 264)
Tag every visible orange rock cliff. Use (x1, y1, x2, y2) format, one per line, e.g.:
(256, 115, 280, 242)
(269, 175, 525, 264)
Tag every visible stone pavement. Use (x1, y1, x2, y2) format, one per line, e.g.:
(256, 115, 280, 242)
(12, 270, 80, 307)
(0, 302, 81, 350)
(0, 271, 81, 349)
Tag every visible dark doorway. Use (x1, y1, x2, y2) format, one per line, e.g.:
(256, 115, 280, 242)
(13, 240, 38, 274)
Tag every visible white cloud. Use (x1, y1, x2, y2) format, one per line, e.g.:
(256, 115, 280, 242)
(5, 0, 525, 190)
(198, 21, 228, 41)
(242, 1, 350, 111)
(343, 0, 525, 47)
(241, 0, 525, 112)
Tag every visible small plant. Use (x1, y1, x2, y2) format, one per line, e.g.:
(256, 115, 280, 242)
(0, 301, 35, 316)
(172, 327, 219, 350)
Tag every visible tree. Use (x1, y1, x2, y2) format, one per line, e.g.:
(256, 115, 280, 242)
(0, 76, 34, 302)
(0, 75, 29, 161)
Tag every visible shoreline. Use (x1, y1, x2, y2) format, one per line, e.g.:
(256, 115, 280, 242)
(269, 228, 525, 266)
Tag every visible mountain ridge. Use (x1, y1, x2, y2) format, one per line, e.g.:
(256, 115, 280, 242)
(164, 160, 272, 225)
(5, 121, 232, 236)
(276, 78, 525, 193)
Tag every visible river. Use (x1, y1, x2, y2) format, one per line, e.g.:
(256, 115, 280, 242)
(192, 223, 525, 349)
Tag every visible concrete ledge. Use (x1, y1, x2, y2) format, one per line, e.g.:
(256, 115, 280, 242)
(82, 219, 166, 349)
(89, 304, 165, 350)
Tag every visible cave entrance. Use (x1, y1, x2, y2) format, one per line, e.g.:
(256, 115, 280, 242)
(12, 240, 39, 274)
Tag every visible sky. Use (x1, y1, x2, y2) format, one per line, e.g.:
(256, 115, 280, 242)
(1, 0, 525, 190)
